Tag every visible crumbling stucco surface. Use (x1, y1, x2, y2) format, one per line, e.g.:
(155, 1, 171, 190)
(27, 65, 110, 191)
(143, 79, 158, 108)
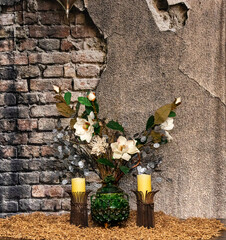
(84, 0, 225, 218)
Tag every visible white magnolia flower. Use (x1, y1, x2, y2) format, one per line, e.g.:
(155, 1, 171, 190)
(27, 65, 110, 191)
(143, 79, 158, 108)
(90, 136, 109, 156)
(111, 136, 140, 161)
(87, 92, 96, 101)
(160, 117, 174, 131)
(160, 117, 174, 141)
(74, 112, 95, 143)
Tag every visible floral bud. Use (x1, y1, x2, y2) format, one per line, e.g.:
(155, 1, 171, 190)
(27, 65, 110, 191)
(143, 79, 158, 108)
(53, 85, 60, 93)
(175, 97, 181, 105)
(88, 92, 96, 101)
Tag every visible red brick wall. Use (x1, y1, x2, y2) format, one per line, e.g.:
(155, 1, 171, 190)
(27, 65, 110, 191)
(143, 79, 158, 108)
(0, 0, 106, 217)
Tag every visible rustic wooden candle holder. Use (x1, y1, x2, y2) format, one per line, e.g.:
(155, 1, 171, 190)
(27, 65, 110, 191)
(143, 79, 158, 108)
(132, 190, 159, 229)
(66, 190, 91, 227)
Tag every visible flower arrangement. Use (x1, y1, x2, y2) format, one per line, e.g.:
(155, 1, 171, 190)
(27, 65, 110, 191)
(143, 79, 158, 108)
(52, 85, 181, 184)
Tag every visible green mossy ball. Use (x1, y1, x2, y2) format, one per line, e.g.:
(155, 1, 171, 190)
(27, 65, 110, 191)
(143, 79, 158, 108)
(91, 192, 130, 225)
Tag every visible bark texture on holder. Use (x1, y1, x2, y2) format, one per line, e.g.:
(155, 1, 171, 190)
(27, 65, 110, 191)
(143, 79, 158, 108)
(133, 191, 158, 228)
(67, 191, 91, 227)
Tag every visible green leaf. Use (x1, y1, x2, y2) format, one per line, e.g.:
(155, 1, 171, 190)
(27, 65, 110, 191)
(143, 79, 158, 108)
(85, 106, 93, 114)
(93, 122, 100, 128)
(94, 101, 99, 113)
(94, 126, 100, 134)
(106, 120, 124, 132)
(168, 111, 176, 117)
(64, 92, 71, 105)
(78, 97, 92, 107)
(97, 158, 115, 168)
(119, 166, 130, 174)
(75, 102, 80, 116)
(146, 115, 155, 130)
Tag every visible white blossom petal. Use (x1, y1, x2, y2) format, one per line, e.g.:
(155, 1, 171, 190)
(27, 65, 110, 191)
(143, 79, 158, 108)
(160, 117, 174, 131)
(122, 153, 131, 161)
(117, 136, 127, 145)
(113, 152, 122, 159)
(164, 131, 173, 141)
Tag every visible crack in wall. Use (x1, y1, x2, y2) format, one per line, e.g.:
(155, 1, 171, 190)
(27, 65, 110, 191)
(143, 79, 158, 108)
(178, 67, 225, 106)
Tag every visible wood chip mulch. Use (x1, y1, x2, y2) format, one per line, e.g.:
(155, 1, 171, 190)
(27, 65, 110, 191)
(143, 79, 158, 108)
(0, 211, 225, 240)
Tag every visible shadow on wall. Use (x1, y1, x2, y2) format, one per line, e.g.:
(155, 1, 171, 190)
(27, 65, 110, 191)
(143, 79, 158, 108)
(0, 61, 25, 215)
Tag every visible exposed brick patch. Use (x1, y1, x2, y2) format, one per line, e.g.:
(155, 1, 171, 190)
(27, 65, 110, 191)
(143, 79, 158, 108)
(18, 145, 40, 158)
(23, 12, 38, 25)
(0, 120, 16, 131)
(38, 39, 60, 51)
(30, 105, 59, 117)
(0, 80, 28, 92)
(32, 185, 45, 198)
(38, 118, 57, 130)
(19, 172, 39, 185)
(19, 199, 41, 211)
(18, 65, 40, 78)
(76, 64, 100, 77)
(1, 186, 31, 200)
(61, 39, 75, 51)
(18, 39, 37, 51)
(73, 78, 99, 90)
(64, 64, 76, 77)
(0, 40, 14, 52)
(17, 119, 38, 131)
(41, 146, 55, 157)
(37, 0, 62, 11)
(0, 201, 18, 213)
(30, 79, 72, 91)
(72, 50, 106, 63)
(0, 173, 18, 186)
(41, 199, 61, 211)
(29, 52, 70, 64)
(43, 65, 64, 78)
(0, 14, 15, 26)
(39, 171, 59, 184)
(32, 185, 64, 198)
(0, 0, 106, 217)
(71, 25, 98, 38)
(0, 146, 17, 158)
(29, 25, 70, 38)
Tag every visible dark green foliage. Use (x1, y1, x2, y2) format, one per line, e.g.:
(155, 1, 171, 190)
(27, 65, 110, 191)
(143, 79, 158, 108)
(106, 121, 124, 132)
(146, 115, 155, 130)
(64, 92, 71, 105)
(97, 158, 115, 168)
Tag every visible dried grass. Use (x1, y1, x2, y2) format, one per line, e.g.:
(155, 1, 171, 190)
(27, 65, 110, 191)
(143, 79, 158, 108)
(0, 211, 225, 240)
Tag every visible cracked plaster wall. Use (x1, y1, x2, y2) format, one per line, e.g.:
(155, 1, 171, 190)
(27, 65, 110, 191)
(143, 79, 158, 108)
(84, 0, 225, 218)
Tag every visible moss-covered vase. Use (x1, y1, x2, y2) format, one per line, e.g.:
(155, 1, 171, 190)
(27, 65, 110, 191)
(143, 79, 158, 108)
(91, 181, 130, 226)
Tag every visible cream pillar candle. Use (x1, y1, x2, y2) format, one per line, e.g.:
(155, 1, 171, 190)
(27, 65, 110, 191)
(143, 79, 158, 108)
(137, 174, 151, 199)
(71, 178, 86, 192)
